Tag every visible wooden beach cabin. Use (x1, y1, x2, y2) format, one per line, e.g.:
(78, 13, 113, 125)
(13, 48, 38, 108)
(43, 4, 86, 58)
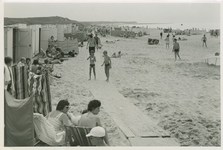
(27, 24, 41, 55)
(4, 27, 13, 58)
(4, 26, 33, 63)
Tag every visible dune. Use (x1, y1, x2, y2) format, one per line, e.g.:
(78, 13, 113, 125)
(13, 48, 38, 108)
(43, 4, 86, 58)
(50, 29, 220, 146)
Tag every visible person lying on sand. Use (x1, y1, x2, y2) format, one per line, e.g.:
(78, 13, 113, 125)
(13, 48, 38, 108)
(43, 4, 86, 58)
(117, 51, 122, 58)
(78, 100, 110, 146)
(106, 40, 115, 43)
(86, 126, 108, 146)
(54, 47, 65, 59)
(111, 52, 116, 58)
(111, 51, 121, 58)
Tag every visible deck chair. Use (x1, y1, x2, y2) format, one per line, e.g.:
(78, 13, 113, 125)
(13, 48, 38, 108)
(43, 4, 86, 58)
(71, 126, 92, 146)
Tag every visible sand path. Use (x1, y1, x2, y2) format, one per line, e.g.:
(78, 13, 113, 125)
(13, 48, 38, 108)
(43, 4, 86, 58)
(50, 32, 220, 146)
(62, 46, 179, 146)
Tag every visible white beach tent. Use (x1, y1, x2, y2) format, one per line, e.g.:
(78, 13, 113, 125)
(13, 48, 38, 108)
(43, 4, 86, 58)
(205, 56, 220, 66)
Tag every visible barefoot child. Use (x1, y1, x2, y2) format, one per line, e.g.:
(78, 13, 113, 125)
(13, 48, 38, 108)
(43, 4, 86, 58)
(87, 50, 96, 80)
(164, 35, 170, 49)
(101, 51, 111, 82)
(172, 39, 181, 61)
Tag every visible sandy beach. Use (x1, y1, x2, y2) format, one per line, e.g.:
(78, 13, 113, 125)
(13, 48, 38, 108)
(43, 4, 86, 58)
(49, 29, 220, 146)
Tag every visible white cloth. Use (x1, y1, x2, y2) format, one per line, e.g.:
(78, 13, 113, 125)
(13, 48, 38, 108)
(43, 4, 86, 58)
(4, 64, 14, 91)
(17, 62, 25, 67)
(33, 113, 66, 146)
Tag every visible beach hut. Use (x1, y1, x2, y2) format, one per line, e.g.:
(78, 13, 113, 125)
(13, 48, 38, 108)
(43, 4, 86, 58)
(40, 26, 58, 50)
(40, 28, 51, 50)
(4, 27, 33, 63)
(50, 28, 57, 40)
(13, 28, 33, 63)
(8, 23, 27, 29)
(64, 31, 87, 42)
(4, 27, 13, 58)
(27, 24, 41, 55)
(57, 24, 64, 41)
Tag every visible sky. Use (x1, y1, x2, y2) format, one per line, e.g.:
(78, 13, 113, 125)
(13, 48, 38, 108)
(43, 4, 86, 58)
(3, 2, 221, 23)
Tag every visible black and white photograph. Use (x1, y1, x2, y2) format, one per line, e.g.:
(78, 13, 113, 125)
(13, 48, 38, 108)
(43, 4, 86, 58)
(2, 0, 221, 148)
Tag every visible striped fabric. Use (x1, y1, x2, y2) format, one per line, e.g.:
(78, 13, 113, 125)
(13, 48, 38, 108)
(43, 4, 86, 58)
(28, 71, 52, 116)
(71, 126, 92, 146)
(11, 65, 29, 99)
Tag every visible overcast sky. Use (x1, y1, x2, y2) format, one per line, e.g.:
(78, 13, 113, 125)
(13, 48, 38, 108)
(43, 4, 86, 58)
(4, 2, 221, 23)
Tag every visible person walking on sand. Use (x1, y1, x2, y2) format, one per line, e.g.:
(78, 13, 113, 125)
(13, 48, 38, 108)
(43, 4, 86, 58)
(164, 35, 170, 49)
(160, 32, 163, 39)
(94, 34, 100, 51)
(101, 51, 111, 82)
(172, 39, 181, 61)
(86, 34, 97, 55)
(87, 50, 96, 80)
(201, 34, 207, 48)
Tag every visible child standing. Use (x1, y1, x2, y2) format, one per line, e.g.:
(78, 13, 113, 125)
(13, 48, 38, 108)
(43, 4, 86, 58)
(87, 50, 96, 80)
(164, 35, 170, 49)
(101, 51, 111, 82)
(172, 39, 181, 61)
(201, 34, 207, 48)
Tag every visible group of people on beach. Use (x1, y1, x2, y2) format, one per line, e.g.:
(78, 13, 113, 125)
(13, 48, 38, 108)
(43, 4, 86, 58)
(86, 33, 111, 82)
(160, 31, 209, 61)
(4, 55, 59, 94)
(161, 32, 181, 61)
(35, 99, 109, 146)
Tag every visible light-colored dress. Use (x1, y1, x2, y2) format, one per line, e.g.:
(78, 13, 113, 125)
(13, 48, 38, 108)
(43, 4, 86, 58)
(33, 112, 66, 146)
(165, 37, 170, 44)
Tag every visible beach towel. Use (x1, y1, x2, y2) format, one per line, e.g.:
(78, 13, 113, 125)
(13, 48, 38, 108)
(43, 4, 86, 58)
(4, 90, 34, 146)
(11, 65, 28, 99)
(28, 71, 52, 116)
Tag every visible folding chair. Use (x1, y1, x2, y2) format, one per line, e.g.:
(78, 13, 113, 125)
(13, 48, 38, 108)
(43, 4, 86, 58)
(71, 126, 92, 146)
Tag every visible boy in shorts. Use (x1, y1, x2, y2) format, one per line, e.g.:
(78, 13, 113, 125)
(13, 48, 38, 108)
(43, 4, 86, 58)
(172, 39, 181, 61)
(87, 50, 96, 80)
(101, 51, 111, 82)
(201, 34, 207, 48)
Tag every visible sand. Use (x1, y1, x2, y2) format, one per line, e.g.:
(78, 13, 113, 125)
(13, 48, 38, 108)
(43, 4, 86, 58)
(49, 29, 220, 146)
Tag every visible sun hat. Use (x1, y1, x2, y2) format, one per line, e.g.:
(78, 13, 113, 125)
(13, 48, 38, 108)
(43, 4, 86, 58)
(86, 126, 105, 137)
